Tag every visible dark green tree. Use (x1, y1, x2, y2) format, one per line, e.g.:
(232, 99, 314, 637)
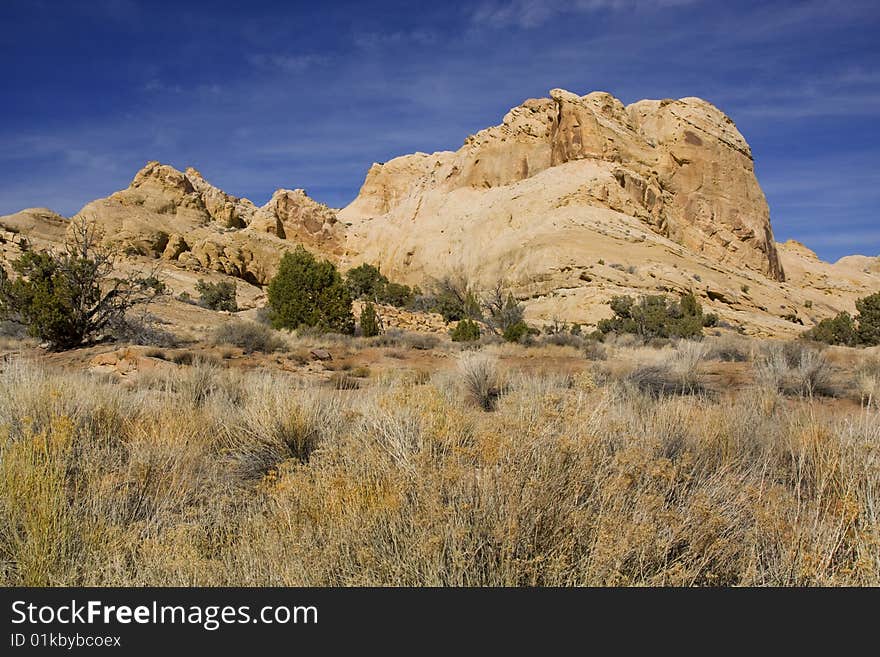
(381, 281, 415, 308)
(345, 263, 388, 299)
(450, 318, 481, 342)
(359, 302, 381, 337)
(597, 293, 705, 340)
(344, 263, 414, 308)
(267, 246, 354, 334)
(856, 292, 880, 346)
(803, 311, 858, 346)
(0, 219, 163, 350)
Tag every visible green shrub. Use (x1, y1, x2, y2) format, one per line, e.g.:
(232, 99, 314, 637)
(803, 312, 858, 346)
(502, 320, 530, 343)
(344, 263, 414, 308)
(0, 220, 161, 349)
(195, 279, 237, 312)
(345, 263, 387, 299)
(450, 319, 481, 342)
(596, 292, 705, 340)
(267, 246, 354, 334)
(359, 302, 380, 338)
(422, 277, 482, 323)
(856, 292, 880, 346)
(802, 293, 880, 347)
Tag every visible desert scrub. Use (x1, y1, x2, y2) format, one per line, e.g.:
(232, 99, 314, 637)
(195, 278, 238, 312)
(754, 342, 836, 397)
(705, 334, 751, 362)
(211, 319, 286, 353)
(0, 416, 82, 585)
(855, 358, 880, 408)
(450, 319, 480, 342)
(457, 352, 501, 410)
(0, 353, 878, 586)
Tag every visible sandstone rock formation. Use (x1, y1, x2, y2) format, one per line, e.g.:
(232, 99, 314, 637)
(73, 161, 344, 285)
(0, 207, 69, 246)
(352, 300, 448, 335)
(88, 348, 179, 378)
(340, 89, 784, 283)
(2, 89, 879, 338)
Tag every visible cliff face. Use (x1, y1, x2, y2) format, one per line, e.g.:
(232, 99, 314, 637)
(341, 88, 784, 283)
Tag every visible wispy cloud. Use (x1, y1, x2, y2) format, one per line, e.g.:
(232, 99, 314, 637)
(470, 0, 699, 29)
(353, 29, 439, 51)
(245, 53, 326, 73)
(142, 79, 183, 95)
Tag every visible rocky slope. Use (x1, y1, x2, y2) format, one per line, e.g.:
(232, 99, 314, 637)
(2, 89, 878, 337)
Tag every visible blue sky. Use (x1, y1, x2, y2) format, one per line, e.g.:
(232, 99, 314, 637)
(1, 0, 878, 261)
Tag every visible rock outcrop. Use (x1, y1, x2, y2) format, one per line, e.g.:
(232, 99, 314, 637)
(0, 208, 69, 248)
(2, 89, 878, 337)
(341, 89, 784, 283)
(72, 161, 344, 285)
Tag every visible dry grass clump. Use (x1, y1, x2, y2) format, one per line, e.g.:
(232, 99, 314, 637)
(458, 352, 501, 411)
(583, 340, 608, 361)
(540, 332, 584, 349)
(754, 342, 836, 397)
(369, 330, 439, 350)
(211, 319, 286, 354)
(330, 372, 360, 391)
(369, 329, 404, 347)
(0, 321, 36, 352)
(403, 333, 440, 350)
(350, 365, 371, 378)
(855, 357, 880, 408)
(621, 340, 707, 397)
(855, 359, 880, 408)
(1, 348, 878, 587)
(672, 340, 708, 386)
(705, 334, 751, 362)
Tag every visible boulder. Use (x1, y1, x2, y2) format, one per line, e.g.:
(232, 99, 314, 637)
(309, 348, 332, 361)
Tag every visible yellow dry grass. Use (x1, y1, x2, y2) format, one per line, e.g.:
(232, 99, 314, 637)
(0, 340, 878, 586)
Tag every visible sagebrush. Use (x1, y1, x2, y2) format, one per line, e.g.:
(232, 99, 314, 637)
(1, 346, 878, 586)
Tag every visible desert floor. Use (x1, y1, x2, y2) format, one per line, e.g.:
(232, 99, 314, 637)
(1, 323, 878, 586)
